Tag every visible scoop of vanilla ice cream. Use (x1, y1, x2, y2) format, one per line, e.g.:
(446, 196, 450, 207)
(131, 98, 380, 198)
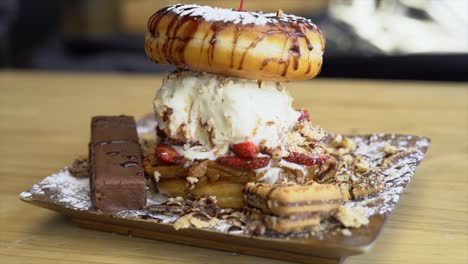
(153, 71, 300, 158)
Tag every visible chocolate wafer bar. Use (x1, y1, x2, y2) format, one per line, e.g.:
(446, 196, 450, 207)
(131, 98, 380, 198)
(90, 116, 146, 212)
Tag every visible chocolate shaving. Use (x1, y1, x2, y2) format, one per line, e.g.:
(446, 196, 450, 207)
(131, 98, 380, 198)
(145, 197, 190, 214)
(227, 226, 243, 232)
(191, 196, 220, 217)
(191, 212, 211, 221)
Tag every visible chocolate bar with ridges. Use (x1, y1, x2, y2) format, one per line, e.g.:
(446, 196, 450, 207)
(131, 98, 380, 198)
(89, 116, 146, 212)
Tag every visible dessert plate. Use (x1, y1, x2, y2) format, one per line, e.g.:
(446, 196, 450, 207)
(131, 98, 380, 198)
(19, 116, 430, 264)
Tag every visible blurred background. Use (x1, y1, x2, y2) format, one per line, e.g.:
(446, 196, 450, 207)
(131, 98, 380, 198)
(0, 0, 467, 81)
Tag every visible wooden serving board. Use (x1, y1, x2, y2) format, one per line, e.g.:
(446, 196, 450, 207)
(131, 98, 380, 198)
(20, 193, 386, 264)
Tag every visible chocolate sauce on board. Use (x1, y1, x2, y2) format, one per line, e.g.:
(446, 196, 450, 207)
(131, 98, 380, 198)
(147, 5, 324, 77)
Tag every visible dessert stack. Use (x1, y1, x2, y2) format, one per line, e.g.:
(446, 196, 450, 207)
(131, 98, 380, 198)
(88, 4, 386, 233)
(141, 4, 345, 232)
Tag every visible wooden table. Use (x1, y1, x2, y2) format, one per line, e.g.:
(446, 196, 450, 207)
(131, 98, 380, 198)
(0, 71, 466, 264)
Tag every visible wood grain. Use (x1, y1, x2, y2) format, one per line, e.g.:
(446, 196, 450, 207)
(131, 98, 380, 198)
(0, 71, 467, 264)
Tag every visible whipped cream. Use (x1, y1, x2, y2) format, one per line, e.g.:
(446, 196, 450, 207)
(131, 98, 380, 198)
(154, 71, 300, 159)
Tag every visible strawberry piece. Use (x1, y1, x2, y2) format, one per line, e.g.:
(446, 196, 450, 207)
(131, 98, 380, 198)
(155, 144, 186, 165)
(231, 142, 259, 159)
(298, 109, 311, 122)
(216, 156, 270, 170)
(283, 152, 328, 166)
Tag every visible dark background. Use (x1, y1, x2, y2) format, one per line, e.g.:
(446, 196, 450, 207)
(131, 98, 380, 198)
(1, 0, 467, 81)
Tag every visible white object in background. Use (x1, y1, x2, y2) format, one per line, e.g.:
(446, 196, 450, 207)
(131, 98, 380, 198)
(329, 0, 468, 54)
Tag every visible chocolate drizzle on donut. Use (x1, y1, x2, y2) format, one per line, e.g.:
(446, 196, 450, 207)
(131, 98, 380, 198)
(147, 4, 324, 79)
(230, 24, 242, 68)
(208, 23, 222, 65)
(149, 5, 202, 65)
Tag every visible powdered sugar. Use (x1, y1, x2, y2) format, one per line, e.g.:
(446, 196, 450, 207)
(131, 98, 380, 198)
(167, 4, 317, 27)
(20, 169, 91, 210)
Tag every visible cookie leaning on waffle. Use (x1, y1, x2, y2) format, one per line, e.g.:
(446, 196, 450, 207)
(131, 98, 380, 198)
(142, 4, 382, 233)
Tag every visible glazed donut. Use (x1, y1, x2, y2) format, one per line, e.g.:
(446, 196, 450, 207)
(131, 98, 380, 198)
(145, 4, 325, 82)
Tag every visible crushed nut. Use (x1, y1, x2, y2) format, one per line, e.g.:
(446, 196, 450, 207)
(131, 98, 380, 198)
(342, 154, 354, 164)
(331, 134, 357, 152)
(350, 174, 360, 182)
(338, 148, 347, 155)
(336, 174, 350, 183)
(335, 205, 369, 228)
(186, 176, 199, 184)
(339, 183, 352, 200)
(187, 160, 209, 177)
(276, 9, 283, 18)
(382, 144, 398, 154)
(283, 120, 328, 155)
(353, 157, 370, 173)
(298, 123, 327, 142)
(284, 131, 308, 154)
(271, 146, 288, 161)
(247, 221, 266, 236)
(68, 158, 89, 178)
(153, 171, 161, 182)
(331, 134, 343, 146)
(342, 137, 357, 151)
(326, 147, 337, 154)
(341, 228, 352, 236)
(173, 214, 191, 230)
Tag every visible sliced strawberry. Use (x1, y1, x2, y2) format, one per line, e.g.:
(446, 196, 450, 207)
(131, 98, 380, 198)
(231, 142, 259, 159)
(283, 152, 328, 166)
(298, 109, 311, 122)
(155, 144, 186, 165)
(216, 156, 270, 170)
